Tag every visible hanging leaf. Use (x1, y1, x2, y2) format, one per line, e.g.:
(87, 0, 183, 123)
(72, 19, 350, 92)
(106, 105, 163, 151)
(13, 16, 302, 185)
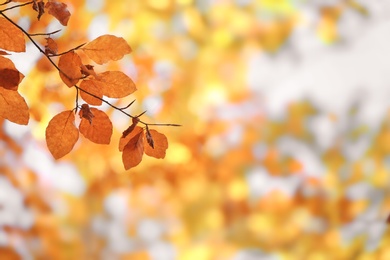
(82, 35, 132, 65)
(0, 56, 24, 91)
(80, 64, 97, 78)
(0, 17, 25, 52)
(58, 51, 82, 87)
(97, 71, 137, 98)
(44, 37, 58, 55)
(144, 129, 168, 159)
(45, 0, 71, 26)
(45, 110, 79, 159)
(122, 117, 140, 138)
(79, 79, 104, 106)
(78, 103, 94, 124)
(33, 0, 45, 21)
(79, 108, 112, 144)
(122, 131, 144, 170)
(119, 125, 143, 152)
(0, 88, 29, 125)
(145, 125, 154, 149)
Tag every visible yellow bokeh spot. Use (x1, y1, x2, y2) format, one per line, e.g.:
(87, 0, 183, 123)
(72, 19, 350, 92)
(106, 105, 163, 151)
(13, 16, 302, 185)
(166, 142, 192, 164)
(259, 0, 295, 15)
(228, 178, 248, 201)
(211, 29, 234, 48)
(176, 0, 193, 6)
(147, 0, 171, 10)
(204, 83, 227, 106)
(203, 208, 224, 230)
(181, 244, 212, 260)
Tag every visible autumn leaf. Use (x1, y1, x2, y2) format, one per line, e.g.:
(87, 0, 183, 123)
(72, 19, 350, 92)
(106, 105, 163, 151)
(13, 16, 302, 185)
(45, 110, 79, 159)
(82, 35, 132, 65)
(122, 117, 140, 138)
(119, 125, 143, 152)
(145, 125, 154, 148)
(144, 129, 168, 159)
(0, 17, 25, 52)
(122, 130, 144, 170)
(0, 56, 24, 91)
(58, 51, 82, 87)
(79, 108, 112, 144)
(79, 79, 103, 106)
(78, 103, 94, 124)
(97, 71, 137, 98)
(0, 51, 10, 55)
(45, 0, 71, 26)
(44, 37, 58, 55)
(33, 0, 45, 21)
(0, 88, 29, 125)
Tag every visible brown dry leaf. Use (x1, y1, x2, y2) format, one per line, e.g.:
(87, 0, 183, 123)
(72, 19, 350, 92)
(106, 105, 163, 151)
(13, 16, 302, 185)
(80, 64, 97, 78)
(145, 125, 154, 148)
(58, 51, 82, 87)
(0, 57, 23, 91)
(45, 110, 79, 159)
(122, 131, 144, 170)
(0, 17, 25, 52)
(45, 0, 71, 26)
(0, 88, 29, 125)
(44, 37, 58, 55)
(82, 35, 132, 65)
(119, 125, 143, 152)
(79, 108, 112, 144)
(78, 103, 94, 124)
(33, 0, 45, 20)
(144, 129, 168, 159)
(122, 117, 140, 138)
(97, 71, 137, 98)
(79, 79, 103, 106)
(0, 51, 10, 55)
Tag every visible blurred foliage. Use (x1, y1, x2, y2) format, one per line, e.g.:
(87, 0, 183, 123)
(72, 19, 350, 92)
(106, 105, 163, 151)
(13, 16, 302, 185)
(1, 0, 390, 259)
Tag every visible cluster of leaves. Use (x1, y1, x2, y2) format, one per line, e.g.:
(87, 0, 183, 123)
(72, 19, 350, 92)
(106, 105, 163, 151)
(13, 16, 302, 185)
(0, 0, 177, 169)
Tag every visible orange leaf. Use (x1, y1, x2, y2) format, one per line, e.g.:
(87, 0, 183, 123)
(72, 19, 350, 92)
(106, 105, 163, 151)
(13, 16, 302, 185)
(97, 71, 137, 98)
(45, 110, 79, 159)
(0, 56, 24, 91)
(0, 88, 29, 125)
(79, 79, 103, 105)
(0, 51, 10, 55)
(144, 129, 168, 159)
(0, 17, 25, 52)
(45, 1, 71, 26)
(82, 35, 132, 65)
(122, 131, 144, 170)
(79, 108, 112, 144)
(44, 37, 58, 55)
(119, 126, 143, 152)
(58, 51, 82, 87)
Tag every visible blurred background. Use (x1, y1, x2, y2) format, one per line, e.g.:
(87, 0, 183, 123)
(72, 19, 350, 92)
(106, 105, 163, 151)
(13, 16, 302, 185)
(2, 0, 390, 259)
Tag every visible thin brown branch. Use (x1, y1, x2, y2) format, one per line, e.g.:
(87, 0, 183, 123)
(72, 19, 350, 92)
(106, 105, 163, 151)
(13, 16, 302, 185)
(0, 1, 33, 11)
(29, 29, 62, 37)
(49, 42, 86, 57)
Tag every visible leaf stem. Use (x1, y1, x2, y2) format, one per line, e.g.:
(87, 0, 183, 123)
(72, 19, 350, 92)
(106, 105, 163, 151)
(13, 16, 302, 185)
(29, 29, 62, 37)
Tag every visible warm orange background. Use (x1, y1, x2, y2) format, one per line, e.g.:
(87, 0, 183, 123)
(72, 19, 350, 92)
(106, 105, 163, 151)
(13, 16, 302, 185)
(2, 0, 390, 259)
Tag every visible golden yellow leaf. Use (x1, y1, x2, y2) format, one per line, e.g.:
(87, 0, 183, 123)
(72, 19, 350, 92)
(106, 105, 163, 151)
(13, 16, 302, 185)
(0, 88, 29, 125)
(0, 17, 25, 52)
(82, 35, 132, 65)
(45, 110, 79, 159)
(97, 71, 137, 98)
(79, 108, 112, 144)
(58, 51, 82, 87)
